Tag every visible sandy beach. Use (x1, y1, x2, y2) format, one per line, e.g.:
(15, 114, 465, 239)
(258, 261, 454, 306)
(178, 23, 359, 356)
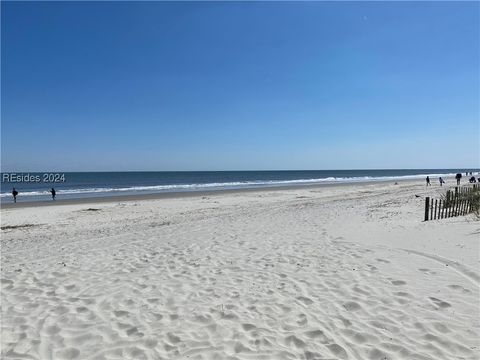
(1, 179, 479, 360)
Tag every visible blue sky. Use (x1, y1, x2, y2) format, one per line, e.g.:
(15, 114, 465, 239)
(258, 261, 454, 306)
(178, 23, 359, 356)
(2, 1, 479, 171)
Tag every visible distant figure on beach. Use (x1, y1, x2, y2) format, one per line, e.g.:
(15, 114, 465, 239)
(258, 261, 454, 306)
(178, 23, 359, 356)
(455, 173, 462, 185)
(50, 188, 56, 200)
(439, 177, 445, 186)
(12, 188, 18, 203)
(469, 176, 476, 183)
(426, 176, 431, 186)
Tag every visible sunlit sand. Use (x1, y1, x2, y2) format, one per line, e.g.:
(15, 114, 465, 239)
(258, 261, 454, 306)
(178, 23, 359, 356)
(1, 178, 478, 359)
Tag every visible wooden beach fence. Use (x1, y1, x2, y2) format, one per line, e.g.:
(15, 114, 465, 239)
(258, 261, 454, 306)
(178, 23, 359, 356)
(424, 184, 479, 221)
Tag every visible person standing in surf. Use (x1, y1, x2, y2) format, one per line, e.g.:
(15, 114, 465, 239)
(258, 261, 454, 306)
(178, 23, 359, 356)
(455, 173, 462, 185)
(50, 188, 56, 201)
(12, 188, 18, 203)
(439, 177, 445, 186)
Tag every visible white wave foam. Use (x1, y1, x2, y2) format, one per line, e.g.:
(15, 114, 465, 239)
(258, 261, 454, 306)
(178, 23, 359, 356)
(0, 172, 462, 198)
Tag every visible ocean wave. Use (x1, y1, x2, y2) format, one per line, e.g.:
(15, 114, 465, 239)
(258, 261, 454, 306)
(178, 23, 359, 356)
(0, 172, 461, 198)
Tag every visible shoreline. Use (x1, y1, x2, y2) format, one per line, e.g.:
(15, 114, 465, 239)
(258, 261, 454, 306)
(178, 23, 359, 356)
(0, 177, 425, 209)
(1, 170, 474, 209)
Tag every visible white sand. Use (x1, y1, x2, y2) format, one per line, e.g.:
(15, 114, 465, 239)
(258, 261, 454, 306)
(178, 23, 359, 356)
(1, 179, 479, 360)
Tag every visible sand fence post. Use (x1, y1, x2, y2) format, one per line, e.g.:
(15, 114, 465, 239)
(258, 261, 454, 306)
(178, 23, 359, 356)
(425, 197, 430, 221)
(446, 190, 451, 208)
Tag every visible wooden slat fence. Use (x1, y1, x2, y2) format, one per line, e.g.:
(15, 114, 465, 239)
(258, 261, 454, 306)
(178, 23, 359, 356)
(424, 184, 479, 221)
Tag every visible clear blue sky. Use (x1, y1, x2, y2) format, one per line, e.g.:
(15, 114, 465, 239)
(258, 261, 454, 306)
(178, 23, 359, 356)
(1, 1, 479, 171)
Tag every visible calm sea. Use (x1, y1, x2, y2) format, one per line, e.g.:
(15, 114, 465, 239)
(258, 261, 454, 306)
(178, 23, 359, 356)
(0, 169, 477, 203)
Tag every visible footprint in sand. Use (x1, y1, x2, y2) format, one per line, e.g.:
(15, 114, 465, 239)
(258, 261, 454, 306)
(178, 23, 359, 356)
(0, 278, 14, 285)
(447, 284, 471, 293)
(143, 338, 158, 348)
(233, 342, 253, 353)
(45, 325, 61, 335)
(297, 313, 308, 326)
(305, 351, 323, 360)
(126, 327, 144, 337)
(152, 313, 163, 320)
(327, 344, 348, 360)
(284, 335, 306, 348)
(366, 264, 378, 272)
(167, 332, 181, 344)
(304, 329, 329, 343)
(55, 347, 80, 360)
(429, 297, 451, 309)
(194, 314, 212, 324)
(343, 301, 362, 312)
(433, 322, 451, 333)
(242, 323, 256, 331)
(296, 296, 313, 305)
(391, 280, 406, 286)
(418, 268, 437, 275)
(113, 310, 129, 318)
(368, 348, 388, 360)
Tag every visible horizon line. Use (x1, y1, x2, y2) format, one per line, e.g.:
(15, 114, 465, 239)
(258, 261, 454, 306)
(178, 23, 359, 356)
(1, 167, 479, 173)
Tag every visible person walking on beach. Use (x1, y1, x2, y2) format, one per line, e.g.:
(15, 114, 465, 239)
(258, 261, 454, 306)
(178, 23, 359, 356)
(439, 177, 445, 186)
(50, 188, 56, 201)
(12, 188, 18, 203)
(455, 173, 462, 185)
(426, 176, 431, 186)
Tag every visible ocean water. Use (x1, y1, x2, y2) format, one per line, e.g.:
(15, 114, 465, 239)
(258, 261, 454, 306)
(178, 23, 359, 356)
(0, 169, 477, 203)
